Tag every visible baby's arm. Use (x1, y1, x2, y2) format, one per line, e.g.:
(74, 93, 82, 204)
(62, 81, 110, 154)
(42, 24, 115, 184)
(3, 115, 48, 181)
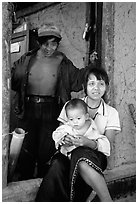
(52, 125, 68, 149)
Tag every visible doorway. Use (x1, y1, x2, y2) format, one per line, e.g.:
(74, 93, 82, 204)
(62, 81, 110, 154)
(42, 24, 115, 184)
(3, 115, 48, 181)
(8, 2, 103, 183)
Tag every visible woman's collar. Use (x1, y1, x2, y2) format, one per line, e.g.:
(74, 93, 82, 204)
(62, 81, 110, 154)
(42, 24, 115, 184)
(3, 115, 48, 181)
(84, 96, 107, 116)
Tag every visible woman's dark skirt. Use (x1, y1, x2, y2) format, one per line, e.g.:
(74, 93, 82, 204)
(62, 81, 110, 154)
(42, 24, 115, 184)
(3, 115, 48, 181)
(36, 147, 107, 202)
(70, 146, 107, 201)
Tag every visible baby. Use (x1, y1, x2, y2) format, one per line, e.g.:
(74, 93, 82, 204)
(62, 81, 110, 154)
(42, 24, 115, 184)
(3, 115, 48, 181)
(52, 98, 110, 157)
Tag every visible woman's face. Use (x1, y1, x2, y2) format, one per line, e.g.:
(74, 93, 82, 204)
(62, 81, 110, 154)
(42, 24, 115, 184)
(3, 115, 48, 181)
(87, 74, 106, 101)
(41, 37, 58, 56)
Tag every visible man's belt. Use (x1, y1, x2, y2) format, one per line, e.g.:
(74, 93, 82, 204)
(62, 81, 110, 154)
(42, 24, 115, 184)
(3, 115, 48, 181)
(26, 95, 56, 103)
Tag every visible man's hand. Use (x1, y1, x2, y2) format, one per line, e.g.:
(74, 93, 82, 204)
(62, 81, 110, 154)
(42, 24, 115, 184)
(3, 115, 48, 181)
(89, 50, 98, 64)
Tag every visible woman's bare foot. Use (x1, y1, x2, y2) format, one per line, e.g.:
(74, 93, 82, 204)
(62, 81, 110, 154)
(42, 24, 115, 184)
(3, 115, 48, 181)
(86, 190, 97, 202)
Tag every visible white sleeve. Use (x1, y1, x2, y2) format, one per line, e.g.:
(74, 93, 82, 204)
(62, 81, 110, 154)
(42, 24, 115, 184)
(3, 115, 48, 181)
(97, 135, 111, 157)
(106, 107, 121, 131)
(57, 102, 69, 123)
(52, 125, 68, 143)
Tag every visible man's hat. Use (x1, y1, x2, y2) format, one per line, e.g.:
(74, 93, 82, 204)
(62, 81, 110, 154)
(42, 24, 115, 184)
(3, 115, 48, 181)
(38, 24, 62, 40)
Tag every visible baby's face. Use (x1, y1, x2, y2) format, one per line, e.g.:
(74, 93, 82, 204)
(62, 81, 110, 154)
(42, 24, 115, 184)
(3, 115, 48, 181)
(67, 108, 88, 130)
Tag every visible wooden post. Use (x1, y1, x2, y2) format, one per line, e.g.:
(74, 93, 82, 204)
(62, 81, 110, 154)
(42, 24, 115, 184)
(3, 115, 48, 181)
(101, 3, 115, 169)
(2, 2, 12, 188)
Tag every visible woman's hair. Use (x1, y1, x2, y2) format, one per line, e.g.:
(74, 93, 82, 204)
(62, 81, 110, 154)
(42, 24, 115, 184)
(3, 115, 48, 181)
(65, 98, 88, 117)
(83, 67, 109, 95)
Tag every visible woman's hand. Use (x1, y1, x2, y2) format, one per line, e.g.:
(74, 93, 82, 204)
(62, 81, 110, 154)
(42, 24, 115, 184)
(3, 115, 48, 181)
(63, 134, 75, 147)
(71, 135, 98, 150)
(71, 135, 89, 147)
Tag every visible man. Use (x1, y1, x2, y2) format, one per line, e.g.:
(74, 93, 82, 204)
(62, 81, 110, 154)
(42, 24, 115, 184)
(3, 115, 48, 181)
(11, 23, 92, 180)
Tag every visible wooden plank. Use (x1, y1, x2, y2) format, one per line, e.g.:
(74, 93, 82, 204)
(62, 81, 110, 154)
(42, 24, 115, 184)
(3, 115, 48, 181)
(2, 2, 12, 188)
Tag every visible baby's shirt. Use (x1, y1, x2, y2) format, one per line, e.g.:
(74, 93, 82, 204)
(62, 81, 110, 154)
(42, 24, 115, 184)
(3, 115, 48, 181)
(52, 118, 110, 156)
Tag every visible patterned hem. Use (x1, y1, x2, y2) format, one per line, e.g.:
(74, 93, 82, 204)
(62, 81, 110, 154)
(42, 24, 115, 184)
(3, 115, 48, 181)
(70, 157, 103, 201)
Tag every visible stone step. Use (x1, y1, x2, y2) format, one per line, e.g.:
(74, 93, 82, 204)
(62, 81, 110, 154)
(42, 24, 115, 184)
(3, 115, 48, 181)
(114, 192, 136, 202)
(2, 163, 136, 202)
(92, 175, 136, 202)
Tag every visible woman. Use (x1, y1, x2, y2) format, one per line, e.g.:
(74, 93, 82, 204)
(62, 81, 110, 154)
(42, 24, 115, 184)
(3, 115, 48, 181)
(36, 67, 121, 202)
